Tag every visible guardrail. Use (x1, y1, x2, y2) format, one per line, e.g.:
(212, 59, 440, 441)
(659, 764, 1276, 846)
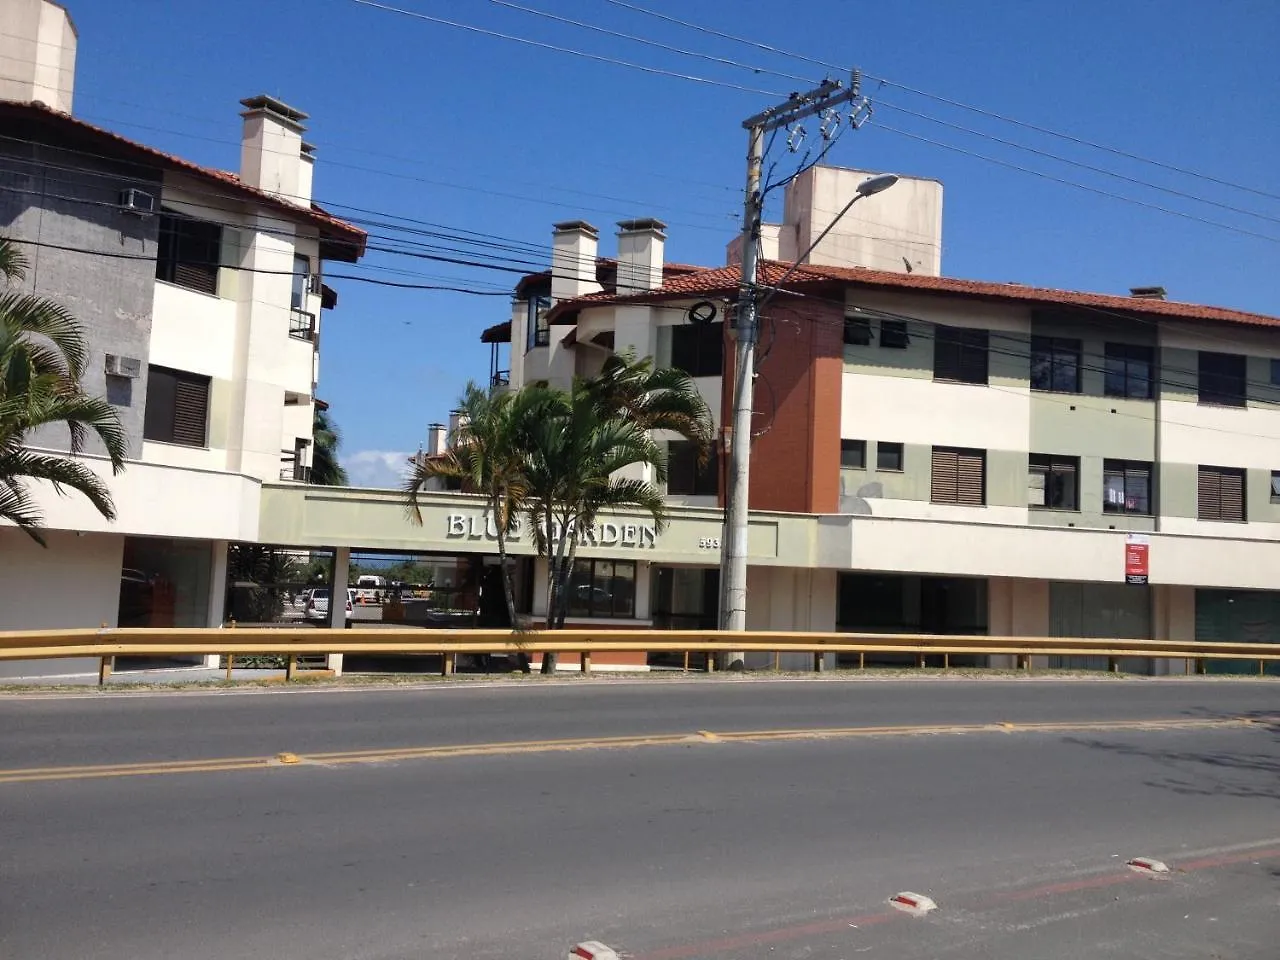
(0, 628, 1277, 685)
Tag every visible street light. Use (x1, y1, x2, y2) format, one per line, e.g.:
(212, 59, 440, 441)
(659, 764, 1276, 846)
(718, 172, 899, 668)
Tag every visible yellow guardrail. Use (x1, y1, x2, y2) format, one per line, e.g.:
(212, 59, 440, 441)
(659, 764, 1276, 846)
(0, 627, 1277, 684)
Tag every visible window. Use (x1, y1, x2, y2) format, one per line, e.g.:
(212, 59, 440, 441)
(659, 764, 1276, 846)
(841, 439, 866, 469)
(566, 559, 636, 619)
(1198, 351, 1247, 407)
(879, 319, 909, 349)
(1028, 454, 1079, 510)
(1272, 471, 1280, 503)
(526, 295, 551, 350)
(933, 325, 989, 384)
(143, 365, 210, 447)
(671, 321, 724, 377)
(156, 209, 221, 295)
(1030, 336, 1082, 393)
(1104, 343, 1154, 399)
(1102, 459, 1152, 515)
(1271, 359, 1280, 387)
(931, 446, 986, 505)
(1198, 466, 1246, 522)
(876, 441, 904, 472)
(843, 316, 872, 346)
(667, 441, 718, 496)
(291, 254, 310, 310)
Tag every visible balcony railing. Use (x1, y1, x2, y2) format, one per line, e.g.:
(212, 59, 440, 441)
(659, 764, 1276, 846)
(289, 309, 316, 342)
(280, 464, 311, 482)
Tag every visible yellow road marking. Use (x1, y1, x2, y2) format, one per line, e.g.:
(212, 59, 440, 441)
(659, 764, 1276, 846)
(0, 717, 1259, 786)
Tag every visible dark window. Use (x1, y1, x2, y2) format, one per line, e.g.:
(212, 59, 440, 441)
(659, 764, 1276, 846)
(876, 441, 904, 472)
(1029, 454, 1079, 510)
(841, 439, 866, 469)
(931, 446, 986, 505)
(667, 441, 718, 496)
(671, 321, 724, 377)
(934, 325, 989, 384)
(566, 559, 636, 619)
(526, 295, 551, 350)
(156, 210, 221, 296)
(1198, 466, 1246, 522)
(1104, 343, 1154, 399)
(1272, 470, 1280, 503)
(1103, 459, 1153, 515)
(1030, 336, 1082, 393)
(1271, 359, 1280, 386)
(1198, 351, 1247, 407)
(843, 316, 872, 346)
(879, 319, 909, 349)
(143, 365, 210, 447)
(291, 254, 309, 310)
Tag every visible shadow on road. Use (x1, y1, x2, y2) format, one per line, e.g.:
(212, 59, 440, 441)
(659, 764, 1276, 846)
(1064, 708, 1280, 803)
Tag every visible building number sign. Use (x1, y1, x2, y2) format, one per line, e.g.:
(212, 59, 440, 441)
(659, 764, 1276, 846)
(699, 537, 721, 550)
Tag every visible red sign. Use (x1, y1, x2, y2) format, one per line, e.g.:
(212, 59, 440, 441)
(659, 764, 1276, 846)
(1125, 534, 1149, 584)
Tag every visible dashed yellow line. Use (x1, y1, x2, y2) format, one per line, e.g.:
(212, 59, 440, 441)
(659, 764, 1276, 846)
(0, 717, 1259, 786)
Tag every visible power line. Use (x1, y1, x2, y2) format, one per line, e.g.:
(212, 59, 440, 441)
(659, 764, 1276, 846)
(481, 0, 813, 84)
(876, 99, 1280, 227)
(866, 75, 1280, 205)
(344, 0, 785, 96)
(872, 122, 1280, 245)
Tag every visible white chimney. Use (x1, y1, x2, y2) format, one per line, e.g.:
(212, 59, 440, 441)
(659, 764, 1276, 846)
(0, 0, 77, 113)
(239, 95, 309, 205)
(615, 218, 666, 293)
(427, 423, 447, 456)
(551, 221, 600, 301)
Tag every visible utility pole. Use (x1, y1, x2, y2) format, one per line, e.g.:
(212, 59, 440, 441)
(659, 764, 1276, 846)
(719, 73, 870, 662)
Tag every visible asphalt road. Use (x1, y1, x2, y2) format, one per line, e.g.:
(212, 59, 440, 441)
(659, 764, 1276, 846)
(0, 679, 1276, 959)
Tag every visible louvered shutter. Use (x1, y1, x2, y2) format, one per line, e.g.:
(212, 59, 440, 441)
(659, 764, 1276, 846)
(1220, 469, 1245, 521)
(931, 448, 959, 503)
(173, 260, 218, 296)
(1198, 467, 1221, 520)
(956, 449, 986, 505)
(172, 376, 209, 446)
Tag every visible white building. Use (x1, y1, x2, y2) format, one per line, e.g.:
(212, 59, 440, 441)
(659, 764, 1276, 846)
(0, 0, 366, 674)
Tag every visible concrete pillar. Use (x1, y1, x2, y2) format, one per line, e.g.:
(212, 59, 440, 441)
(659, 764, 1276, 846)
(203, 540, 230, 668)
(327, 546, 350, 675)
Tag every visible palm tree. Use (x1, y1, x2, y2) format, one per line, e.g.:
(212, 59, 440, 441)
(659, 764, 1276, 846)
(0, 237, 126, 545)
(585, 348, 714, 454)
(311, 405, 348, 486)
(403, 382, 543, 671)
(521, 382, 668, 673)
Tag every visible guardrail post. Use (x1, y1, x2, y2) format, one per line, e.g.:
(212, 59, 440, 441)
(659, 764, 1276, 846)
(773, 651, 781, 672)
(286, 655, 298, 682)
(812, 651, 825, 672)
(683, 650, 690, 673)
(97, 622, 112, 688)
(581, 651, 592, 674)
(441, 652, 455, 676)
(705, 650, 716, 672)
(858, 651, 865, 671)
(1108, 656, 1119, 673)
(1260, 658, 1266, 677)
(943, 653, 950, 670)
(917, 653, 926, 670)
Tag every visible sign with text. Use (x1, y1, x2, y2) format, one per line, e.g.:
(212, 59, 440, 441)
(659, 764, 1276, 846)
(1124, 534, 1149, 585)
(446, 512, 658, 549)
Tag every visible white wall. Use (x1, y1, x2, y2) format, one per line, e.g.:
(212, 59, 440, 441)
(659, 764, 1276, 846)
(18, 449, 261, 541)
(0, 529, 123, 629)
(150, 282, 237, 379)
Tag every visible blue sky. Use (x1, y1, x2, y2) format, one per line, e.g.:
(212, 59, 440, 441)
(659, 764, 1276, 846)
(61, 0, 1280, 487)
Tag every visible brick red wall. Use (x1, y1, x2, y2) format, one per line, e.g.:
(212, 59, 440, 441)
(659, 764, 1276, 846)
(720, 294, 843, 514)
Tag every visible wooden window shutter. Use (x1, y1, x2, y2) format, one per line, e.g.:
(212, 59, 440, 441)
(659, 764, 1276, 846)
(172, 375, 209, 446)
(1218, 468, 1245, 522)
(956, 449, 986, 505)
(173, 260, 218, 296)
(931, 448, 959, 503)
(1197, 467, 1221, 520)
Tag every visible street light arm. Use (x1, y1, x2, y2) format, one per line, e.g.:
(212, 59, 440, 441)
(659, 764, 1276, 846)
(757, 173, 899, 309)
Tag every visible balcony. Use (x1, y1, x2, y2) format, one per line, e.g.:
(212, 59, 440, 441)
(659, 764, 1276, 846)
(289, 309, 316, 342)
(280, 463, 311, 482)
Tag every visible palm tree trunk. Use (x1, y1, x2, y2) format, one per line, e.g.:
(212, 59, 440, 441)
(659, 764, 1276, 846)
(554, 534, 582, 630)
(541, 510, 561, 674)
(492, 503, 529, 674)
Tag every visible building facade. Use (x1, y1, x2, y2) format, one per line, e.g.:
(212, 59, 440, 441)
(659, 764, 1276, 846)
(0, 0, 366, 674)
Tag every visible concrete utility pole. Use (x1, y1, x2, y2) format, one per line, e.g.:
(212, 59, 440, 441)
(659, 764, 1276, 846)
(719, 73, 873, 664)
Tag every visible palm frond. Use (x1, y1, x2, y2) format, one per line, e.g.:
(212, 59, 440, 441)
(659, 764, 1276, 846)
(0, 238, 27, 284)
(0, 482, 46, 545)
(0, 449, 116, 521)
(0, 290, 88, 380)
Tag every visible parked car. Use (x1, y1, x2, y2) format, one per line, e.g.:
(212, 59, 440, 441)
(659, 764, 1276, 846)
(303, 588, 355, 623)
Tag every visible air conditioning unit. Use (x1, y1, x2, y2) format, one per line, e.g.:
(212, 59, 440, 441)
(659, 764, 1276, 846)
(104, 354, 141, 378)
(118, 188, 156, 217)
(307, 273, 323, 295)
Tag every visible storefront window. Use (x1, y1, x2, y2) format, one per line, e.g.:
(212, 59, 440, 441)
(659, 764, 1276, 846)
(119, 536, 212, 628)
(567, 559, 636, 618)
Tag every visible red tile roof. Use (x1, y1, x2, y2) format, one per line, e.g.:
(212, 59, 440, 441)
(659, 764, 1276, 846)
(546, 260, 1280, 330)
(1, 100, 367, 260)
(514, 258, 702, 300)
